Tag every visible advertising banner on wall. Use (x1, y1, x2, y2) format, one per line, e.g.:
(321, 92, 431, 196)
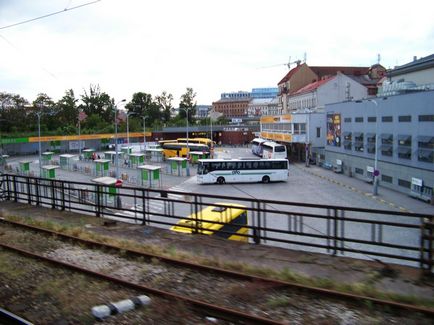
(326, 113, 341, 146)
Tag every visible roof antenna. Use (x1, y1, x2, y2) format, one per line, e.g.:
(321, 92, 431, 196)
(304, 52, 307, 63)
(377, 53, 381, 64)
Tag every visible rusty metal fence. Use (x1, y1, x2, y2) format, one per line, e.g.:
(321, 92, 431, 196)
(0, 173, 432, 272)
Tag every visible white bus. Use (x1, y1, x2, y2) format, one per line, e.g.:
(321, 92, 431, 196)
(262, 141, 287, 159)
(251, 138, 266, 156)
(197, 158, 289, 184)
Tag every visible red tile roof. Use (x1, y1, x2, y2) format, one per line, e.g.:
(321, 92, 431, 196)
(293, 76, 335, 95)
(278, 63, 304, 85)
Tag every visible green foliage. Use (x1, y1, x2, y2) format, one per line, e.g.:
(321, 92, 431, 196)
(178, 87, 196, 123)
(0, 86, 203, 136)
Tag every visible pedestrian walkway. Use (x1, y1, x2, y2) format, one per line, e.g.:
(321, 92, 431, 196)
(293, 163, 434, 215)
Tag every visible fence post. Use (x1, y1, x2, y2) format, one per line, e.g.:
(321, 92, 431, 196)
(35, 178, 40, 206)
(6, 174, 10, 200)
(61, 181, 65, 211)
(420, 217, 433, 273)
(253, 200, 261, 244)
(95, 185, 101, 218)
(333, 208, 338, 256)
(51, 180, 56, 209)
(12, 175, 17, 202)
(141, 189, 147, 225)
(26, 177, 31, 204)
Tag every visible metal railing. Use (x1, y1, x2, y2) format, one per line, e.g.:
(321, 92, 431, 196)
(1, 173, 432, 272)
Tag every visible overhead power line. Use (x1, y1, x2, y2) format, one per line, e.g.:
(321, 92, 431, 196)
(0, 0, 102, 31)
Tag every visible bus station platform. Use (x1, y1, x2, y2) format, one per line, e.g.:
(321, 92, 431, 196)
(0, 201, 432, 301)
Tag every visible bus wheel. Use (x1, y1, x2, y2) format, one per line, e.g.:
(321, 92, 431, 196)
(217, 177, 225, 184)
(262, 176, 270, 183)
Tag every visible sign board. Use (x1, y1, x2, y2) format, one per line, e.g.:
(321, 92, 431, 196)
(231, 118, 242, 124)
(411, 177, 422, 186)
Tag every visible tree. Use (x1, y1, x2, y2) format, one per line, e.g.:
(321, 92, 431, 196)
(178, 87, 196, 124)
(33, 93, 56, 132)
(55, 89, 78, 134)
(81, 84, 113, 123)
(155, 91, 173, 123)
(125, 92, 161, 128)
(0, 92, 29, 133)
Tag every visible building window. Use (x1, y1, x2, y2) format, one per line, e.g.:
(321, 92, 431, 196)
(418, 136, 434, 163)
(398, 179, 411, 189)
(344, 117, 351, 123)
(399, 115, 411, 122)
(398, 135, 412, 160)
(381, 175, 393, 183)
(366, 133, 376, 154)
(354, 133, 364, 152)
(355, 117, 363, 123)
(381, 134, 393, 156)
(355, 168, 364, 175)
(367, 116, 376, 122)
(316, 127, 321, 138)
(419, 115, 434, 122)
(382, 116, 393, 122)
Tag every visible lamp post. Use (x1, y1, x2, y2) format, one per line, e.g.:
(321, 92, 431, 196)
(36, 111, 43, 176)
(142, 116, 148, 152)
(114, 99, 126, 179)
(180, 107, 191, 176)
(368, 99, 379, 196)
(126, 112, 136, 146)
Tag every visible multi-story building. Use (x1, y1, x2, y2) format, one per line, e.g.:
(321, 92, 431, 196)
(287, 72, 368, 111)
(325, 90, 433, 198)
(277, 63, 385, 112)
(251, 87, 278, 99)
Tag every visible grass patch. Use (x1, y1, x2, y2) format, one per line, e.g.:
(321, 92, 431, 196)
(5, 214, 434, 309)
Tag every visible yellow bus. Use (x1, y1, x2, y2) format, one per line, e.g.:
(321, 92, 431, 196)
(161, 142, 210, 159)
(177, 137, 215, 149)
(170, 203, 248, 242)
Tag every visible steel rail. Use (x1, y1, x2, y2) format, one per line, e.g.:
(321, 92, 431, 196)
(0, 242, 284, 325)
(1, 218, 434, 317)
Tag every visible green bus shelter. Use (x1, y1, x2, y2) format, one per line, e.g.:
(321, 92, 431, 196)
(121, 146, 133, 157)
(146, 148, 164, 162)
(189, 151, 210, 164)
(59, 154, 77, 170)
(137, 165, 161, 188)
(41, 165, 59, 179)
(91, 176, 119, 208)
(19, 160, 32, 175)
(167, 157, 188, 176)
(104, 151, 120, 164)
(94, 159, 111, 177)
(129, 153, 145, 168)
(42, 151, 54, 165)
(82, 148, 95, 160)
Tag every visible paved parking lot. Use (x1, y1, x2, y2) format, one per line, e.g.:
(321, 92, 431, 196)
(4, 146, 433, 214)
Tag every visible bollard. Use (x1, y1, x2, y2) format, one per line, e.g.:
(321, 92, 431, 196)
(91, 295, 150, 319)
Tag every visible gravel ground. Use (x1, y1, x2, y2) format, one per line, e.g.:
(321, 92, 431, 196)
(1, 222, 432, 324)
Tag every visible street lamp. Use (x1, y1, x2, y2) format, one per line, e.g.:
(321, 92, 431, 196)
(36, 111, 43, 176)
(114, 99, 126, 179)
(368, 99, 379, 196)
(180, 107, 191, 176)
(142, 116, 148, 152)
(126, 111, 136, 146)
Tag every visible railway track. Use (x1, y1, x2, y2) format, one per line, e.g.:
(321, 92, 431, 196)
(0, 218, 433, 324)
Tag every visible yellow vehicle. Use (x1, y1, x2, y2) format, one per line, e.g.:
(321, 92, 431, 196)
(170, 203, 248, 242)
(161, 142, 210, 159)
(177, 137, 215, 149)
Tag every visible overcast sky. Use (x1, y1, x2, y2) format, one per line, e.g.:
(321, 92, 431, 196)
(1, 0, 433, 106)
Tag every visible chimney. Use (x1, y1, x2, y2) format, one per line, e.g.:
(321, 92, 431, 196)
(413, 56, 417, 61)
